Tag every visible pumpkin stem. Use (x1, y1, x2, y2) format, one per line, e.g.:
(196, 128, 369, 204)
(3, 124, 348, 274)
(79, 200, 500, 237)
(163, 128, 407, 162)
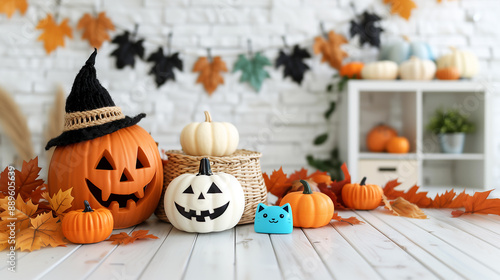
(197, 158, 213, 176)
(300, 180, 313, 194)
(204, 111, 212, 122)
(360, 177, 367, 186)
(83, 200, 94, 213)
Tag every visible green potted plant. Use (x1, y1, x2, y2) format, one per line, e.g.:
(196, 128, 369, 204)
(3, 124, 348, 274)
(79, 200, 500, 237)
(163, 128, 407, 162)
(426, 108, 475, 154)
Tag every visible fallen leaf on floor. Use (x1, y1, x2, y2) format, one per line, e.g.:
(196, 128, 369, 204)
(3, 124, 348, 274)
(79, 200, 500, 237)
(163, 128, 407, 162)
(332, 212, 363, 225)
(389, 197, 427, 219)
(452, 190, 500, 217)
(42, 187, 74, 218)
(107, 230, 159, 245)
(16, 212, 66, 251)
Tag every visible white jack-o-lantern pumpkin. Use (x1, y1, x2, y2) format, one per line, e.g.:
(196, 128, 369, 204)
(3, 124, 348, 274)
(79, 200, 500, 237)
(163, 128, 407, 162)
(164, 158, 245, 233)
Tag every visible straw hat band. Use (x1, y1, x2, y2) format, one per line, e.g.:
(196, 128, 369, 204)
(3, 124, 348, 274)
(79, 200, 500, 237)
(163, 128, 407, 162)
(64, 106, 125, 132)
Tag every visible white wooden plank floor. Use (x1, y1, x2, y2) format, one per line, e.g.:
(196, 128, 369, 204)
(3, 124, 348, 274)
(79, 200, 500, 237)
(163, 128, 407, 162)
(2, 208, 500, 280)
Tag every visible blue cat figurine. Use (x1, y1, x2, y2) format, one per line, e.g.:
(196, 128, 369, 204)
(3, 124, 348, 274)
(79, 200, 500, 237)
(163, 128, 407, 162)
(254, 203, 293, 234)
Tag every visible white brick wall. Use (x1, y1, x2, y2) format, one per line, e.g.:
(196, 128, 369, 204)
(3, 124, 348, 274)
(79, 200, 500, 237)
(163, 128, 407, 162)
(0, 0, 499, 187)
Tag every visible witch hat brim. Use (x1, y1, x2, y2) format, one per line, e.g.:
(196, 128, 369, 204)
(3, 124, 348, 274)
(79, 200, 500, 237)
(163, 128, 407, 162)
(45, 50, 146, 150)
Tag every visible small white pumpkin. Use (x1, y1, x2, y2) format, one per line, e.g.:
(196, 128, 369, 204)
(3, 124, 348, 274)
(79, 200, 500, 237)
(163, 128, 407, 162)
(436, 47, 479, 78)
(164, 158, 245, 233)
(361, 61, 398, 80)
(399, 56, 436, 80)
(180, 111, 239, 157)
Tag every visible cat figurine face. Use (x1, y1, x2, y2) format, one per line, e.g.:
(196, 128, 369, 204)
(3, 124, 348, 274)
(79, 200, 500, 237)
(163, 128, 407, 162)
(254, 203, 293, 234)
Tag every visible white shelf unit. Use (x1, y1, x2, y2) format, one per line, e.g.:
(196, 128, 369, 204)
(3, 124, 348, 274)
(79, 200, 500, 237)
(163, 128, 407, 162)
(338, 80, 491, 190)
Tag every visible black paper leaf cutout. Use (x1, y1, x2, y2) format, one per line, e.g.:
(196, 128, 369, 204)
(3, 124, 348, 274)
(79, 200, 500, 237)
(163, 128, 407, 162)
(350, 12, 384, 48)
(110, 30, 145, 69)
(275, 45, 311, 85)
(146, 47, 183, 88)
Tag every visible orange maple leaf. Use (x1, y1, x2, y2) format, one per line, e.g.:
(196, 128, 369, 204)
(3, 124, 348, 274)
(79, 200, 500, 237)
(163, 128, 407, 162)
(107, 230, 159, 245)
(263, 167, 289, 198)
(36, 14, 73, 54)
(313, 30, 348, 70)
(0, 194, 37, 232)
(16, 212, 65, 251)
(332, 212, 364, 225)
(77, 12, 115, 49)
(382, 179, 404, 199)
(14, 157, 44, 200)
(193, 56, 228, 95)
(384, 0, 417, 20)
(383, 181, 432, 208)
(447, 190, 469, 208)
(42, 188, 74, 218)
(430, 189, 459, 208)
(452, 190, 500, 217)
(0, 0, 27, 18)
(287, 168, 308, 184)
(323, 163, 351, 209)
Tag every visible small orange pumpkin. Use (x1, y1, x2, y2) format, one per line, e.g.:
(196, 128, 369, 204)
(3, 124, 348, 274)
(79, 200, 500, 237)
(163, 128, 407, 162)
(62, 200, 114, 244)
(340, 62, 364, 79)
(435, 67, 460, 80)
(386, 136, 410, 153)
(366, 124, 397, 152)
(280, 180, 334, 228)
(342, 177, 382, 210)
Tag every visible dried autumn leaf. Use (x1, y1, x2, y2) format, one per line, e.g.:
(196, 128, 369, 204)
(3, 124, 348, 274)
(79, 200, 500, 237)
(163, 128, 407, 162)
(0, 231, 9, 251)
(350, 12, 384, 48)
(383, 0, 417, 20)
(389, 197, 427, 219)
(36, 14, 73, 54)
(325, 163, 351, 209)
(110, 30, 145, 69)
(30, 183, 48, 205)
(0, 0, 27, 18)
(313, 30, 348, 70)
(332, 212, 364, 225)
(16, 212, 65, 251)
(430, 189, 457, 208)
(77, 12, 115, 49)
(263, 167, 289, 198)
(0, 166, 14, 198)
(193, 56, 228, 95)
(318, 183, 343, 209)
(107, 230, 159, 245)
(0, 194, 38, 232)
(15, 157, 44, 200)
(42, 188, 73, 217)
(452, 190, 500, 217)
(147, 48, 183, 87)
(448, 190, 469, 208)
(383, 181, 432, 208)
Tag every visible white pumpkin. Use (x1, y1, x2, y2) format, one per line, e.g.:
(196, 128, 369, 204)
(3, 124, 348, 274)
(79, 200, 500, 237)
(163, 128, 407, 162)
(164, 158, 245, 233)
(180, 111, 239, 157)
(436, 47, 479, 78)
(361, 61, 398, 80)
(399, 56, 436, 80)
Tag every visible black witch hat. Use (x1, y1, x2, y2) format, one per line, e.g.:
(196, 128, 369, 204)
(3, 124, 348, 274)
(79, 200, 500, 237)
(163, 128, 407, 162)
(45, 49, 145, 150)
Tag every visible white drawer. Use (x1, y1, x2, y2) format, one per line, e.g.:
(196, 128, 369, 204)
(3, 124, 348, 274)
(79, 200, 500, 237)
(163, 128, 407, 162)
(357, 159, 418, 191)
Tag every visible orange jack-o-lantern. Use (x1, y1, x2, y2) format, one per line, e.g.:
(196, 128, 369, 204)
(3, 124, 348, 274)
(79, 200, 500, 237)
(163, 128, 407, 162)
(48, 125, 163, 229)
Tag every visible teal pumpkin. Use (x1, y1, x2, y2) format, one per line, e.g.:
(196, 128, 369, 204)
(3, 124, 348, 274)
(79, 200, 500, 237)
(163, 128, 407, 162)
(380, 39, 434, 64)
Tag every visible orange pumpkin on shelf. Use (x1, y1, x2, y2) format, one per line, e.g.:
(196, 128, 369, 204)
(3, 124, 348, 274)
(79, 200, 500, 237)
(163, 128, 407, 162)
(62, 200, 114, 244)
(386, 136, 410, 154)
(340, 62, 364, 79)
(342, 177, 383, 210)
(280, 180, 334, 228)
(366, 124, 398, 152)
(435, 67, 460, 80)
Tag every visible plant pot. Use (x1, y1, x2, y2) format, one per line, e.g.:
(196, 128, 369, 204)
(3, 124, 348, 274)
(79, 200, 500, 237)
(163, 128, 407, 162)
(438, 133, 465, 154)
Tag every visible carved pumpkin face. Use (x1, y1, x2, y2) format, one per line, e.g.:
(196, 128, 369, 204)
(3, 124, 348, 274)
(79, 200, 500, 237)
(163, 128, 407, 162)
(164, 158, 244, 233)
(48, 125, 163, 229)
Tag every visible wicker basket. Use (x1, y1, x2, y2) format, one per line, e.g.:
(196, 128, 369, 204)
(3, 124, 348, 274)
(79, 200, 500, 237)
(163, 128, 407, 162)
(155, 149, 267, 225)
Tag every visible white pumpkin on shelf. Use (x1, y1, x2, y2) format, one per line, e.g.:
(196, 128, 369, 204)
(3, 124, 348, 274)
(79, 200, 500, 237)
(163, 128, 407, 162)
(361, 61, 398, 80)
(180, 111, 239, 157)
(436, 47, 479, 78)
(399, 56, 436, 80)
